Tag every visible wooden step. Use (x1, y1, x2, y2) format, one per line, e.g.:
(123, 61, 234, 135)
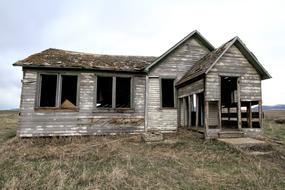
(218, 131, 244, 138)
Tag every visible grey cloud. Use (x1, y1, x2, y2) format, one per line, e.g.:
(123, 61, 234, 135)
(0, 0, 284, 109)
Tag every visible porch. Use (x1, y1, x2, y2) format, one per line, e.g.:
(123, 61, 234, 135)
(177, 93, 263, 139)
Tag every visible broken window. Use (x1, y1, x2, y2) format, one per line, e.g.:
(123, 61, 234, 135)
(96, 76, 132, 109)
(61, 75, 78, 108)
(97, 76, 112, 108)
(40, 74, 57, 107)
(161, 78, 175, 108)
(39, 74, 78, 109)
(116, 77, 131, 108)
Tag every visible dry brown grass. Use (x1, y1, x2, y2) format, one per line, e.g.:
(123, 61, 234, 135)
(0, 110, 285, 189)
(264, 110, 285, 120)
(264, 111, 285, 142)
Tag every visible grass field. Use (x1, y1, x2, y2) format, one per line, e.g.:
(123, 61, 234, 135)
(0, 110, 284, 189)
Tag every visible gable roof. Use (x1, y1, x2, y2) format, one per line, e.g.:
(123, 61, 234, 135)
(176, 36, 271, 86)
(144, 30, 215, 72)
(13, 48, 157, 72)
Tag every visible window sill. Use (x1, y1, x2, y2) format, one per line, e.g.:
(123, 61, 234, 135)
(159, 107, 177, 110)
(93, 108, 135, 113)
(34, 107, 79, 112)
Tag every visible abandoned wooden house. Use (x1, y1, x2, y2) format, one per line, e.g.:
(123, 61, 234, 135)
(14, 30, 271, 138)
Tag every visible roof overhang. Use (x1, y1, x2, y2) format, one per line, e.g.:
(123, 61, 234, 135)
(18, 65, 148, 74)
(205, 37, 271, 80)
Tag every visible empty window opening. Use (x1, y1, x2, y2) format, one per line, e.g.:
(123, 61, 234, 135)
(40, 74, 57, 107)
(116, 77, 131, 108)
(97, 76, 112, 108)
(184, 97, 189, 127)
(221, 77, 237, 107)
(61, 75, 78, 108)
(161, 79, 175, 108)
(239, 101, 260, 128)
(250, 101, 261, 128)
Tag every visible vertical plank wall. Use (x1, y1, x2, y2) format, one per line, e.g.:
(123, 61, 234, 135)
(205, 45, 261, 101)
(147, 38, 210, 132)
(205, 45, 262, 128)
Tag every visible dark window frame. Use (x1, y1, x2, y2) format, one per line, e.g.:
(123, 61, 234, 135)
(36, 72, 79, 110)
(116, 77, 132, 108)
(160, 77, 176, 109)
(96, 76, 113, 108)
(94, 75, 133, 111)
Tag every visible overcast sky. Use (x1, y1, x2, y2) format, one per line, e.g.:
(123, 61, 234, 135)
(0, 0, 284, 109)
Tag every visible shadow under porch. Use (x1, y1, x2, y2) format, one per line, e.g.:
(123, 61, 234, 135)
(178, 93, 205, 135)
(178, 96, 263, 139)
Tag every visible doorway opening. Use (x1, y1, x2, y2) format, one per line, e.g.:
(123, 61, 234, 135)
(221, 76, 238, 129)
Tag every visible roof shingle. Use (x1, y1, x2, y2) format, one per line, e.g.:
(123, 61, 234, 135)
(176, 38, 234, 86)
(176, 36, 271, 86)
(13, 48, 157, 72)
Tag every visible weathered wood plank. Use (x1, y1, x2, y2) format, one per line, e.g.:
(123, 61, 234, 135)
(18, 69, 148, 137)
(237, 78, 242, 130)
(205, 45, 261, 101)
(188, 96, 192, 128)
(177, 79, 204, 98)
(204, 101, 209, 133)
(195, 95, 199, 128)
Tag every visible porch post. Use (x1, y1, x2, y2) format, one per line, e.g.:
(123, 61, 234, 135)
(218, 100, 222, 129)
(177, 98, 181, 128)
(204, 101, 209, 134)
(247, 102, 252, 128)
(183, 98, 186, 127)
(258, 100, 263, 128)
(188, 96, 192, 128)
(237, 78, 242, 130)
(195, 94, 199, 128)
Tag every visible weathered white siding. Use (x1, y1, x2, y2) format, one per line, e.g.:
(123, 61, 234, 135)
(177, 79, 204, 98)
(18, 69, 146, 137)
(147, 78, 177, 131)
(150, 38, 210, 80)
(208, 101, 218, 126)
(206, 45, 262, 101)
(147, 38, 210, 131)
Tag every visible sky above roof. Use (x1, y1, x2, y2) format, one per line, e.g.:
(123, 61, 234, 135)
(0, 0, 284, 109)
